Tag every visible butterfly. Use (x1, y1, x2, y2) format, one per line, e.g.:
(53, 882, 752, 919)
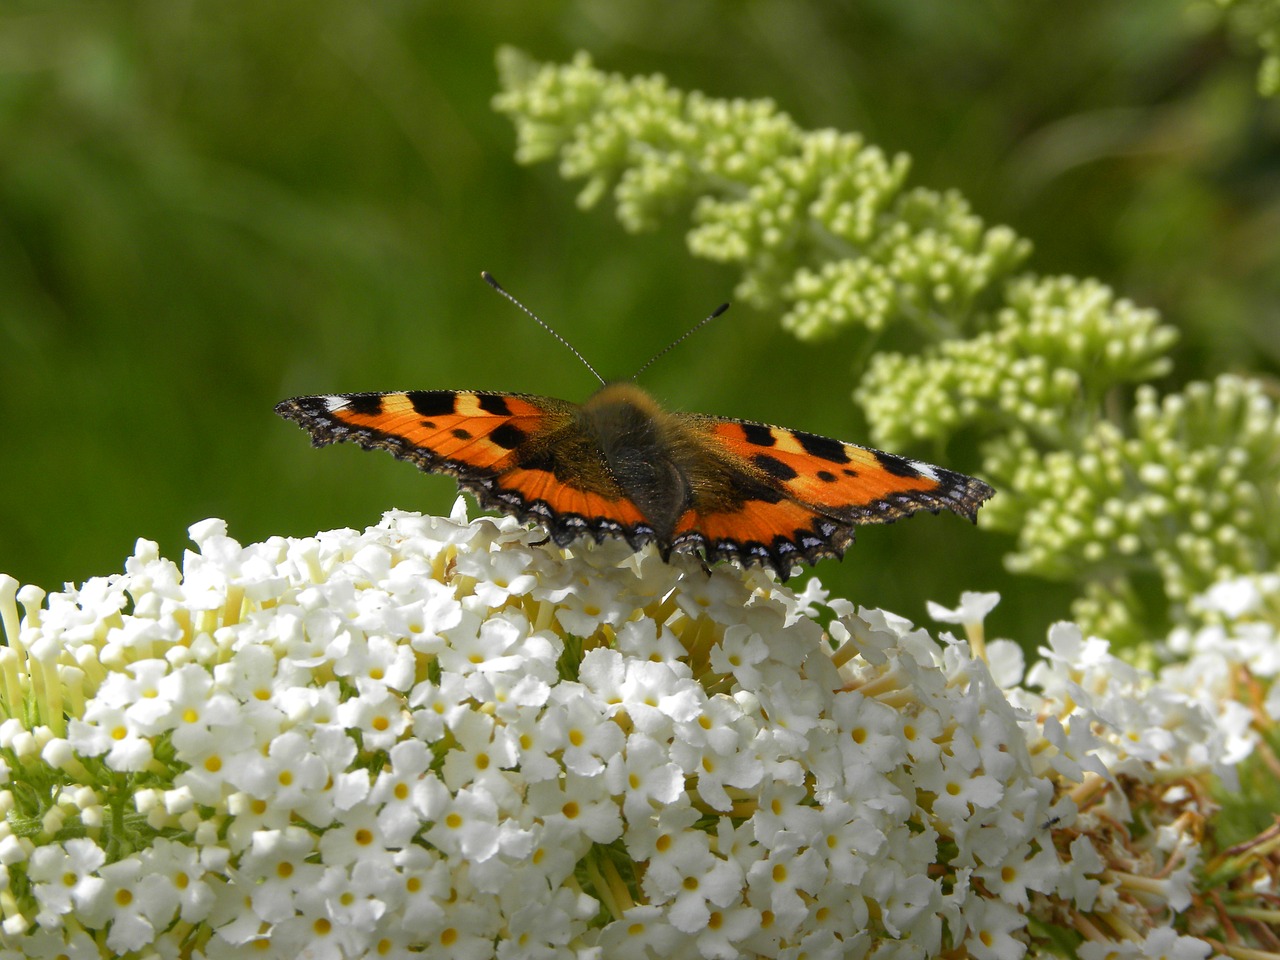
(276, 276, 994, 579)
(275, 380, 995, 579)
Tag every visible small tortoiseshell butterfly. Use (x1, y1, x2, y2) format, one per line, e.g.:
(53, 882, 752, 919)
(276, 275, 994, 579)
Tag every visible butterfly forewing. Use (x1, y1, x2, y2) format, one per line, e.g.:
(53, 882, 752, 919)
(276, 391, 566, 479)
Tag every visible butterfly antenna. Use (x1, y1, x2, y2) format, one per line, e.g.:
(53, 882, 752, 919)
(482, 271, 606, 386)
(630, 301, 730, 381)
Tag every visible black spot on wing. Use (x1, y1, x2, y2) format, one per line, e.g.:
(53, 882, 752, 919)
(874, 450, 922, 478)
(740, 423, 776, 447)
(489, 423, 527, 450)
(407, 394, 453, 417)
(477, 394, 513, 417)
(408, 392, 457, 417)
(451, 428, 472, 440)
(816, 470, 836, 483)
(345, 394, 384, 416)
(752, 453, 798, 482)
(797, 432, 850, 464)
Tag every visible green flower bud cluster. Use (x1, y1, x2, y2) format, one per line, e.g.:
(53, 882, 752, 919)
(856, 276, 1179, 451)
(494, 48, 1030, 341)
(985, 375, 1279, 636)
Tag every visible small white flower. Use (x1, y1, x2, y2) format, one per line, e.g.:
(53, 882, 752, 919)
(709, 623, 770, 688)
(336, 684, 411, 751)
(526, 773, 623, 845)
(596, 904, 685, 960)
(159, 664, 244, 757)
(520, 819, 592, 892)
(318, 805, 391, 867)
(421, 779, 503, 862)
(238, 826, 324, 924)
(830, 688, 910, 777)
(627, 658, 703, 727)
(961, 895, 1027, 960)
(1197, 575, 1271, 619)
(543, 686, 625, 777)
(496, 885, 596, 959)
(745, 843, 826, 932)
(458, 547, 540, 608)
(408, 672, 471, 742)
(927, 591, 1001, 627)
(812, 799, 885, 885)
(370, 740, 435, 846)
(67, 705, 155, 772)
(440, 708, 518, 791)
(503, 702, 566, 783)
(389, 846, 451, 936)
(416, 896, 502, 960)
(142, 838, 215, 923)
(27, 839, 105, 925)
(77, 856, 178, 954)
(604, 732, 685, 819)
(612, 617, 690, 662)
(332, 632, 417, 693)
(669, 715, 763, 812)
(228, 729, 328, 810)
(308, 861, 390, 934)
(693, 902, 762, 960)
(435, 610, 529, 676)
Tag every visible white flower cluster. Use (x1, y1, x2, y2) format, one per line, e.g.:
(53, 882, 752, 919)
(1162, 572, 1280, 754)
(0, 506, 1236, 959)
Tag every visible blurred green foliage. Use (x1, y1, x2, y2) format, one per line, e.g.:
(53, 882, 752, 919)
(2, 0, 1277, 644)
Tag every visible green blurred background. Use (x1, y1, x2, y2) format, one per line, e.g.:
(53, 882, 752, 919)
(2, 0, 1277, 641)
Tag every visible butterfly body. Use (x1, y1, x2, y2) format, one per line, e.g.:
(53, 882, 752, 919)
(276, 382, 994, 578)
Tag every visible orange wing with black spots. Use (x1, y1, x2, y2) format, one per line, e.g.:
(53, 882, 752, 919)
(276, 382, 994, 578)
(657, 413, 995, 573)
(276, 390, 655, 548)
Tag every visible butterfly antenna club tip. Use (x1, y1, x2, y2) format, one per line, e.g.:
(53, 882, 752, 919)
(480, 270, 606, 386)
(632, 301, 731, 381)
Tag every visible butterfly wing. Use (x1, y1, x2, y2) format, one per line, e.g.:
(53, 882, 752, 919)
(275, 390, 658, 547)
(664, 414, 995, 576)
